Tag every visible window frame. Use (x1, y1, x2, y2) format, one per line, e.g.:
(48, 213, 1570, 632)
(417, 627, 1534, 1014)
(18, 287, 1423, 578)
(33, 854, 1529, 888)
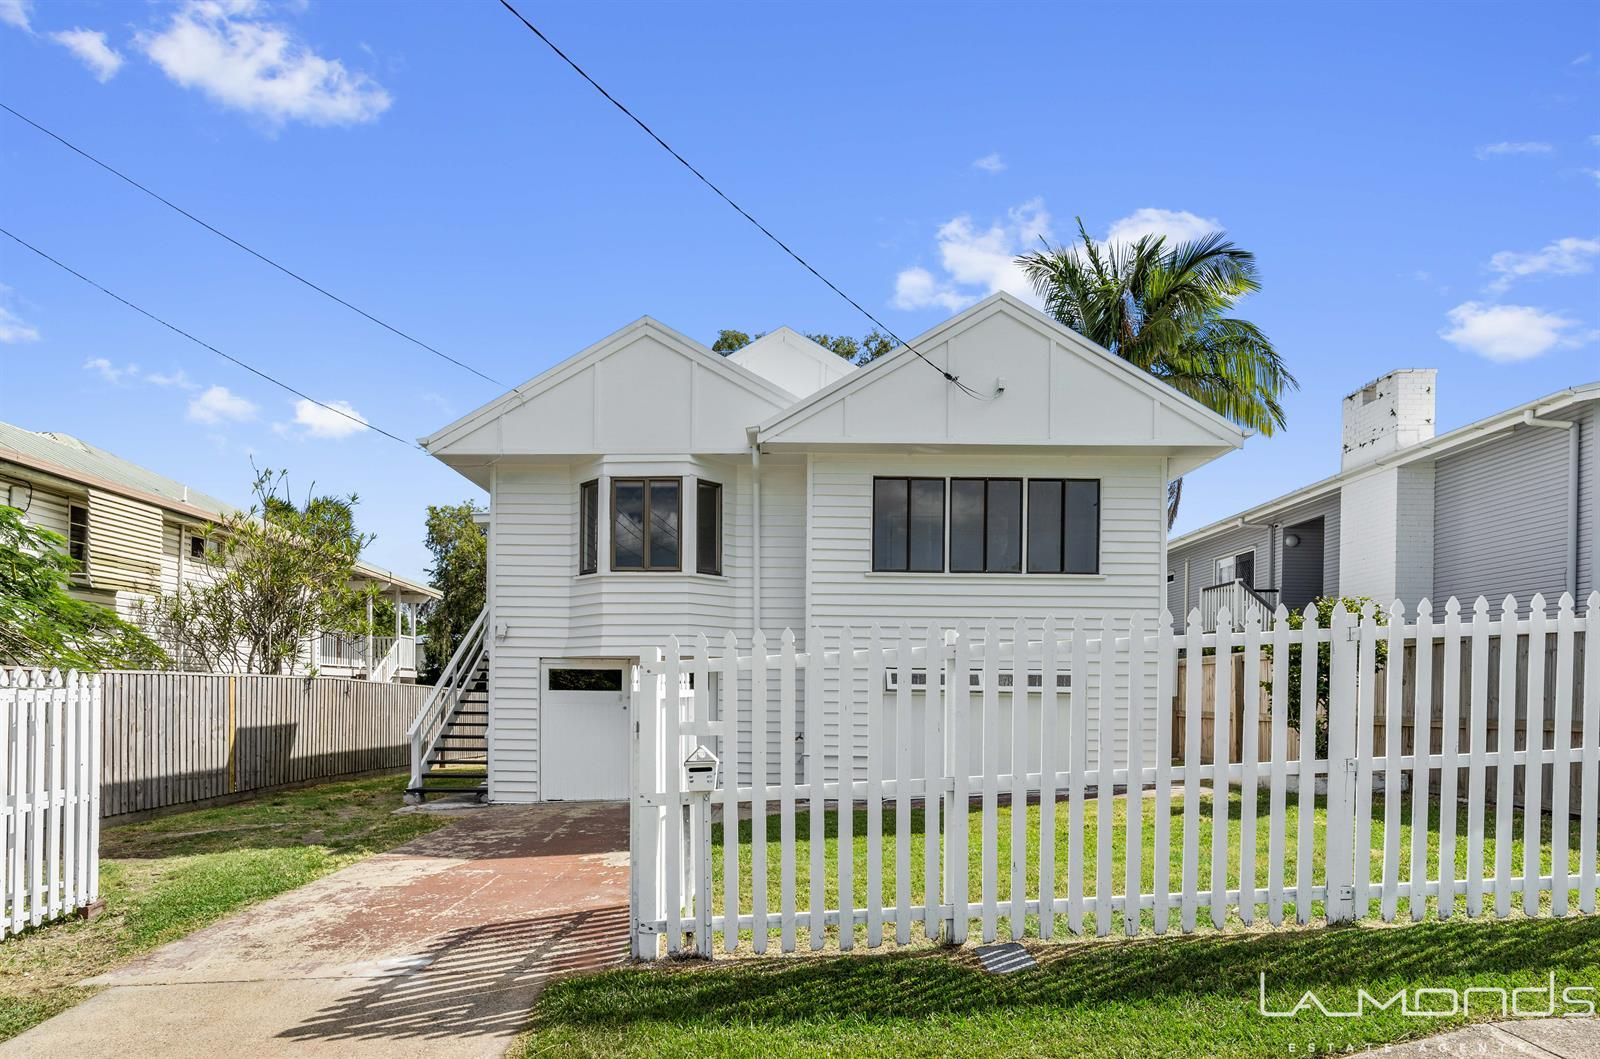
(949, 477, 1023, 574)
(610, 476, 683, 572)
(68, 503, 89, 569)
(870, 476, 946, 573)
(1216, 548, 1255, 586)
(696, 479, 723, 576)
(578, 479, 599, 575)
(1026, 477, 1101, 575)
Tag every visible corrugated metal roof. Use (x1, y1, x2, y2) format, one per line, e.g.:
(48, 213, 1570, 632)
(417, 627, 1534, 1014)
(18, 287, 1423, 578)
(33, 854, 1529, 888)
(0, 420, 438, 598)
(0, 421, 236, 518)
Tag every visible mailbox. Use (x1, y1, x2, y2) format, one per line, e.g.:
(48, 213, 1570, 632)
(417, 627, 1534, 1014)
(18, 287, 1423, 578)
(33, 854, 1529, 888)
(683, 745, 720, 793)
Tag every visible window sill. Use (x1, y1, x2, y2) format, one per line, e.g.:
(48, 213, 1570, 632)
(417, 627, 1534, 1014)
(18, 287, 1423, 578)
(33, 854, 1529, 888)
(575, 570, 726, 583)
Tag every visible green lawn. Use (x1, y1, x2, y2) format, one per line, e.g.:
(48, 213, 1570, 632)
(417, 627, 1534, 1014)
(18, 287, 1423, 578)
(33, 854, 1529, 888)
(519, 793, 1600, 1058)
(0, 773, 447, 1041)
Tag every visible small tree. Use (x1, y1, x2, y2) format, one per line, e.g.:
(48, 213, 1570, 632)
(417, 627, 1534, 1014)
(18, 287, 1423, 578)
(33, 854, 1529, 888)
(0, 504, 168, 670)
(1271, 595, 1388, 757)
(141, 469, 372, 673)
(419, 502, 486, 683)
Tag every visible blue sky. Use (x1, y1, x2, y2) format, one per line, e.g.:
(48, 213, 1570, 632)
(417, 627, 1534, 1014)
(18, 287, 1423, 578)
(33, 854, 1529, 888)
(2, 0, 1596, 582)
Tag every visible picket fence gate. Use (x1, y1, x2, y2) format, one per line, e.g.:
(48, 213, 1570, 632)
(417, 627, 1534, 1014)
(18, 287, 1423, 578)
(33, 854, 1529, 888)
(630, 593, 1600, 959)
(0, 669, 101, 935)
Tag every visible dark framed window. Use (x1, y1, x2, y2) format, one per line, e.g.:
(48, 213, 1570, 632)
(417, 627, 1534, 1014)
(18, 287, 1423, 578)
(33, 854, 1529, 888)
(696, 479, 722, 576)
(547, 667, 624, 692)
(190, 532, 205, 559)
(578, 479, 599, 574)
(1027, 478, 1100, 574)
(68, 504, 89, 567)
(612, 477, 681, 571)
(950, 478, 1021, 573)
(872, 477, 945, 572)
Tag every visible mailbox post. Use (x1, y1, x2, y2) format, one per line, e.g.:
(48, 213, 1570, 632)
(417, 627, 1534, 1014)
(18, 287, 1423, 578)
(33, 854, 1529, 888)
(683, 745, 719, 957)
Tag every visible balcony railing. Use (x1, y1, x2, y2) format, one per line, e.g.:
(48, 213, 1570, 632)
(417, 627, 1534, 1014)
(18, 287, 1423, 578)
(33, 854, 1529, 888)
(1199, 580, 1279, 632)
(315, 633, 419, 680)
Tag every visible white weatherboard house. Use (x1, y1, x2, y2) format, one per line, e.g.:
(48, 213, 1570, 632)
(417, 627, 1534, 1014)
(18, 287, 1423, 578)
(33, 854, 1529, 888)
(418, 293, 1244, 803)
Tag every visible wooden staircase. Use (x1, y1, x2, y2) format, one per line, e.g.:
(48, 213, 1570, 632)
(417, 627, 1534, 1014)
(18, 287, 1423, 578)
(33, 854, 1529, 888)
(405, 610, 489, 803)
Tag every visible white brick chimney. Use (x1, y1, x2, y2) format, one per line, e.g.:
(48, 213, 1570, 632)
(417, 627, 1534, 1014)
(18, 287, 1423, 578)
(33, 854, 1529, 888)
(1340, 368, 1436, 471)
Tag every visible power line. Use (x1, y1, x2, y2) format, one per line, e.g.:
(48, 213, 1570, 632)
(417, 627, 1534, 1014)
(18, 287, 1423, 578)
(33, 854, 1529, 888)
(0, 102, 507, 390)
(494, 0, 993, 401)
(1, 226, 422, 451)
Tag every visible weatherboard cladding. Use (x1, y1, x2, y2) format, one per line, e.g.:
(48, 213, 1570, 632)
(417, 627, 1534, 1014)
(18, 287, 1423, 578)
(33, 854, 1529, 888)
(1432, 418, 1576, 612)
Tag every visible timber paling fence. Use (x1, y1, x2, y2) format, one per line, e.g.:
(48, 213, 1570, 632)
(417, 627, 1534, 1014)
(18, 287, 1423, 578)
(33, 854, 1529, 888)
(632, 592, 1600, 959)
(97, 671, 425, 818)
(1, 668, 423, 935)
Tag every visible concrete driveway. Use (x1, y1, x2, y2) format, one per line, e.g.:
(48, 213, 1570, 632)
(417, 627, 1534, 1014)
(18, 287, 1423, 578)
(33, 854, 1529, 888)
(4, 801, 631, 1059)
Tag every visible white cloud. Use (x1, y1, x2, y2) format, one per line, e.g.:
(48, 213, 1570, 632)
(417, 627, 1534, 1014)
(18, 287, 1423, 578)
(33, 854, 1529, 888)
(891, 202, 1230, 313)
(187, 384, 258, 423)
(972, 152, 1006, 174)
(0, 0, 32, 32)
(146, 368, 199, 390)
(84, 357, 138, 384)
(288, 397, 368, 438)
(0, 305, 39, 343)
(1439, 301, 1583, 362)
(1487, 236, 1600, 292)
(1475, 141, 1554, 159)
(1102, 207, 1222, 248)
(51, 28, 124, 82)
(137, 0, 391, 127)
(892, 198, 1052, 311)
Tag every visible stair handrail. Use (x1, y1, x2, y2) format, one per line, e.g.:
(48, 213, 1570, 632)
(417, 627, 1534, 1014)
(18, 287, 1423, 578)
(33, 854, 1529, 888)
(407, 607, 487, 790)
(368, 638, 404, 683)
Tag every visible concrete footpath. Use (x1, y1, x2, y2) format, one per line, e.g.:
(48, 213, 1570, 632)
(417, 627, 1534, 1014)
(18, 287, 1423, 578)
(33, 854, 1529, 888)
(3, 801, 631, 1059)
(1382, 1017, 1600, 1057)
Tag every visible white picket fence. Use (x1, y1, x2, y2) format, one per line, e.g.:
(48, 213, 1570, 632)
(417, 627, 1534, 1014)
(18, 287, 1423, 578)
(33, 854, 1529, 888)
(0, 669, 102, 935)
(631, 593, 1600, 958)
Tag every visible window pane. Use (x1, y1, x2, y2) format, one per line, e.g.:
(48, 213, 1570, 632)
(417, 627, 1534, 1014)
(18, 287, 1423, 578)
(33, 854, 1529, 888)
(1235, 550, 1255, 587)
(648, 479, 680, 569)
(613, 480, 645, 569)
(697, 480, 721, 575)
(908, 479, 944, 572)
(580, 480, 598, 574)
(950, 480, 984, 572)
(1064, 479, 1100, 574)
(548, 668, 624, 692)
(872, 478, 908, 571)
(986, 480, 1022, 572)
(1027, 479, 1063, 573)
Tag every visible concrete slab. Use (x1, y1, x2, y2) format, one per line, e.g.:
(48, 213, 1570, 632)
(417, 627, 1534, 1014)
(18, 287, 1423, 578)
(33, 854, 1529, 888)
(1383, 1019, 1600, 1058)
(4, 801, 631, 1059)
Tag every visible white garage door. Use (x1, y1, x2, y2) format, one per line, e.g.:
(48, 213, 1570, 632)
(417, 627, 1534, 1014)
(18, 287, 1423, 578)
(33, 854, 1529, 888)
(540, 659, 631, 801)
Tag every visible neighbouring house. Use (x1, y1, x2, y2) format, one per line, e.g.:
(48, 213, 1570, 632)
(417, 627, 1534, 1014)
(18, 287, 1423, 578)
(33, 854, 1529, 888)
(1168, 370, 1599, 632)
(419, 293, 1244, 802)
(0, 420, 439, 679)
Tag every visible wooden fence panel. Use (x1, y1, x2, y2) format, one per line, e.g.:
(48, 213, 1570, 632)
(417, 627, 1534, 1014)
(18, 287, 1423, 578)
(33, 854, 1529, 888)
(97, 672, 423, 819)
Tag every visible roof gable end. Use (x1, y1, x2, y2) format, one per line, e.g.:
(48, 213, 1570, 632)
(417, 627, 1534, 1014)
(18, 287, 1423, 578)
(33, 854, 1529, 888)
(755, 293, 1246, 456)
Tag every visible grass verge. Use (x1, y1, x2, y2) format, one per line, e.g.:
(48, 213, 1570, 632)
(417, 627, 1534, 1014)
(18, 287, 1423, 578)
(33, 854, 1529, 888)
(0, 773, 447, 1041)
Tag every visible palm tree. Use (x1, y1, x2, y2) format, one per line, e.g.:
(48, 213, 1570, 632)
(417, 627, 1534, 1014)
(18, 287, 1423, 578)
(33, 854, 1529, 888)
(1018, 219, 1296, 527)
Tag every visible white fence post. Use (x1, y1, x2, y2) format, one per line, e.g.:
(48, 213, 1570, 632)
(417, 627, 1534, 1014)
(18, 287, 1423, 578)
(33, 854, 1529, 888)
(1324, 603, 1357, 924)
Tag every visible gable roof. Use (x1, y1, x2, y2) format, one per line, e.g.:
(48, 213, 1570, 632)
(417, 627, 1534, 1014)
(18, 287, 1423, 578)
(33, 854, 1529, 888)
(0, 420, 438, 598)
(1169, 381, 1600, 551)
(420, 316, 797, 454)
(754, 292, 1246, 464)
(725, 327, 857, 398)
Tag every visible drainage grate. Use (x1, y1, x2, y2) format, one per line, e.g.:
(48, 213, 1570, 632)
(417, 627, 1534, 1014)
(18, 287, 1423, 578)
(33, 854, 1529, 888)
(973, 941, 1036, 974)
